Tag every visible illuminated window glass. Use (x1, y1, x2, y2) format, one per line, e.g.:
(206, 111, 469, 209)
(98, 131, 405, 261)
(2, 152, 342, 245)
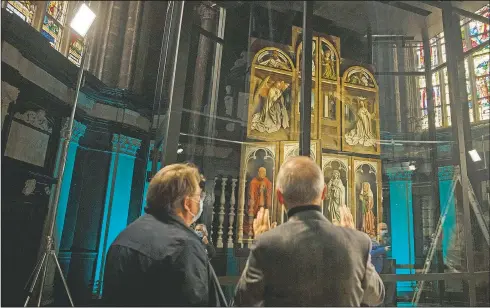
(419, 76, 426, 88)
(5, 1, 37, 25)
(416, 45, 424, 70)
(467, 80, 473, 101)
(40, 1, 68, 51)
(432, 72, 440, 86)
(443, 68, 449, 85)
(435, 107, 443, 127)
(433, 86, 441, 106)
(430, 43, 438, 68)
(469, 6, 489, 48)
(462, 26, 468, 52)
(473, 54, 489, 77)
(68, 33, 85, 66)
(441, 43, 446, 63)
(419, 88, 427, 109)
(479, 98, 490, 120)
(476, 76, 489, 100)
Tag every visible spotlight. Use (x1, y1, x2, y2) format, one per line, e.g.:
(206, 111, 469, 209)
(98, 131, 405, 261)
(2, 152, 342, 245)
(70, 3, 96, 37)
(468, 149, 482, 162)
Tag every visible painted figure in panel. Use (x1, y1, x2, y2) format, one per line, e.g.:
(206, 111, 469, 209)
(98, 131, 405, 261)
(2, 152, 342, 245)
(321, 48, 336, 80)
(326, 170, 345, 224)
(248, 167, 273, 219)
(345, 97, 377, 147)
(360, 182, 376, 237)
(251, 77, 291, 134)
(257, 50, 291, 71)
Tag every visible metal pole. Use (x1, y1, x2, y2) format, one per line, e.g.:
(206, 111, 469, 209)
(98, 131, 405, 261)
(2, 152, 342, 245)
(299, 1, 313, 157)
(23, 24, 91, 308)
(422, 25, 445, 306)
(441, 3, 477, 305)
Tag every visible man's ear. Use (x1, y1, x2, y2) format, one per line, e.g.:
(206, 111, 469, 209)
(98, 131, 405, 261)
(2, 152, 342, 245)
(321, 184, 327, 201)
(276, 188, 285, 205)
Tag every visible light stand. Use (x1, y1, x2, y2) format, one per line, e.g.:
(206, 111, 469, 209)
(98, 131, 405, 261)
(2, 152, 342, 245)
(23, 4, 95, 307)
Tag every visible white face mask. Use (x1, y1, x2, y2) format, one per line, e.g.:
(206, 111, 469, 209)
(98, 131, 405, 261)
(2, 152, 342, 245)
(190, 199, 204, 224)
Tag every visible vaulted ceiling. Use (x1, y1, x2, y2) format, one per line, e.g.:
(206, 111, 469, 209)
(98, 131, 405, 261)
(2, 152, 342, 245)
(237, 1, 489, 41)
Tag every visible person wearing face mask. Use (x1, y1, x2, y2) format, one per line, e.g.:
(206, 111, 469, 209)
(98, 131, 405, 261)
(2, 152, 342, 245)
(102, 163, 226, 306)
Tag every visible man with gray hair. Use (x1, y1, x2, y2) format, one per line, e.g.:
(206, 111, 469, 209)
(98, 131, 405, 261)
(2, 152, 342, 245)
(234, 156, 385, 306)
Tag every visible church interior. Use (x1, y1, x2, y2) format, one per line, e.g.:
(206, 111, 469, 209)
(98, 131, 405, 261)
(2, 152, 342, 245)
(1, 1, 489, 306)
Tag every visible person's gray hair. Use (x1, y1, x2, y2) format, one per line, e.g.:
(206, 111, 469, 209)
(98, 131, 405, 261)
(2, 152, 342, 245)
(276, 156, 325, 206)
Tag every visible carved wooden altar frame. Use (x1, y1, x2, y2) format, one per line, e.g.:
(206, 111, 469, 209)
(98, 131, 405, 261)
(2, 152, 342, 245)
(318, 37, 341, 150)
(321, 153, 352, 220)
(351, 156, 382, 237)
(237, 141, 280, 246)
(341, 66, 381, 155)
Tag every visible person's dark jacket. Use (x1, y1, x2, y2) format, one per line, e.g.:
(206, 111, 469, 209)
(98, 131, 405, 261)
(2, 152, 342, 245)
(102, 212, 223, 306)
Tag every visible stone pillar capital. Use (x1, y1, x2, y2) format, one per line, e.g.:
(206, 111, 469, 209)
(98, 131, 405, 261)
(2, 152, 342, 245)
(438, 165, 456, 181)
(1, 81, 20, 105)
(386, 167, 414, 181)
(61, 118, 87, 143)
(112, 134, 142, 156)
(198, 2, 216, 21)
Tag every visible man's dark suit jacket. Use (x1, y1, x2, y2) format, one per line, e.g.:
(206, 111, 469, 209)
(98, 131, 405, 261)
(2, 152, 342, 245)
(234, 205, 385, 307)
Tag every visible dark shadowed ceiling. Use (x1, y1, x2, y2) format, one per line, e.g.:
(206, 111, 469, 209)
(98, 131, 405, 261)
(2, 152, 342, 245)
(243, 1, 489, 41)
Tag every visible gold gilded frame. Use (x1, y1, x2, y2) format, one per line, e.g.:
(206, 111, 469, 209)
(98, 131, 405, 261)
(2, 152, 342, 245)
(321, 153, 352, 221)
(293, 38, 319, 140)
(237, 142, 280, 246)
(247, 47, 295, 142)
(341, 66, 380, 155)
(318, 37, 341, 150)
(351, 156, 382, 237)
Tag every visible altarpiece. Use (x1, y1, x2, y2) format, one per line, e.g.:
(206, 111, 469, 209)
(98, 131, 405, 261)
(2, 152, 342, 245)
(237, 26, 382, 246)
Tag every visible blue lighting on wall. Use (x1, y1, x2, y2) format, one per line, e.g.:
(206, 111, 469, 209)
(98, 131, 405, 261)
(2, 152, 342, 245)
(388, 170, 415, 298)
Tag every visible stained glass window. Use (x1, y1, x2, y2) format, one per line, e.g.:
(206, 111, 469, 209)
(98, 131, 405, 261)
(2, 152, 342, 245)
(433, 86, 441, 106)
(419, 76, 426, 88)
(420, 88, 427, 109)
(476, 76, 489, 100)
(462, 26, 468, 52)
(473, 54, 489, 77)
(432, 72, 440, 86)
(68, 33, 85, 66)
(5, 1, 37, 25)
(435, 107, 443, 127)
(40, 1, 68, 51)
(479, 98, 490, 120)
(430, 44, 439, 68)
(469, 6, 489, 48)
(416, 45, 424, 71)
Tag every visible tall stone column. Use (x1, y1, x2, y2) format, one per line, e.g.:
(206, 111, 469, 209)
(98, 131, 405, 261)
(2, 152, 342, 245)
(40, 119, 86, 305)
(141, 140, 162, 216)
(188, 3, 216, 160)
(386, 168, 415, 295)
(52, 119, 87, 250)
(93, 134, 141, 295)
(118, 1, 142, 89)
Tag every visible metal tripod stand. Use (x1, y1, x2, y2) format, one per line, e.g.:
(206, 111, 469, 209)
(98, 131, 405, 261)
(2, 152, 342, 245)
(24, 236, 74, 307)
(23, 36, 89, 308)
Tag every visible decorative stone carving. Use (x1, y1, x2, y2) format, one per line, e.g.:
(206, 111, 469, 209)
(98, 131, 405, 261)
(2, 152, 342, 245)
(198, 2, 216, 21)
(14, 109, 52, 133)
(386, 168, 414, 182)
(438, 165, 455, 182)
(22, 179, 37, 196)
(61, 118, 87, 143)
(4, 120, 50, 167)
(112, 134, 142, 156)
